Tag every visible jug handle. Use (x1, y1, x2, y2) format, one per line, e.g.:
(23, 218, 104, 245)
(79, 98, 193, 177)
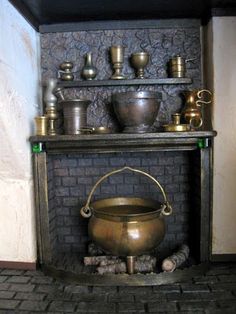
(189, 117, 203, 130)
(80, 166, 172, 218)
(196, 89, 212, 106)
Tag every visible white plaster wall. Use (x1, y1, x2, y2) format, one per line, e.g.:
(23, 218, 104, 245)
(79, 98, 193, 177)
(209, 17, 236, 254)
(0, 1, 41, 262)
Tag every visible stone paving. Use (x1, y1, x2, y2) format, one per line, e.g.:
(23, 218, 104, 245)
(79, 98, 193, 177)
(0, 263, 236, 313)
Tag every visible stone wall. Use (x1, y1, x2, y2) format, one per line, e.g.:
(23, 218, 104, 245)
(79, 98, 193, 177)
(41, 22, 202, 131)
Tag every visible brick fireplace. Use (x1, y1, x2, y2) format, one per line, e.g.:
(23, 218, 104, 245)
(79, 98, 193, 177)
(29, 19, 217, 284)
(31, 132, 215, 285)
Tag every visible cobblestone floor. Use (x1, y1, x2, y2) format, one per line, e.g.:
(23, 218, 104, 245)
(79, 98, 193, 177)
(0, 263, 236, 313)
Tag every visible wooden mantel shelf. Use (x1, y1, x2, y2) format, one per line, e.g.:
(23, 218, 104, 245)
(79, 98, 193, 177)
(30, 131, 217, 153)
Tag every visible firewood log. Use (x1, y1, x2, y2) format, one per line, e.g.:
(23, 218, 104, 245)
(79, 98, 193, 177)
(161, 244, 190, 272)
(84, 256, 118, 266)
(97, 262, 127, 274)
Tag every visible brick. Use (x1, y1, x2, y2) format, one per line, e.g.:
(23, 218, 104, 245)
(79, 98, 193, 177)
(55, 187, 70, 196)
(72, 293, 107, 302)
(148, 300, 178, 312)
(9, 284, 35, 292)
(209, 283, 236, 292)
(69, 168, 85, 176)
(198, 291, 235, 301)
(92, 286, 118, 293)
(149, 166, 165, 175)
(158, 156, 174, 165)
(153, 285, 181, 293)
(133, 184, 149, 194)
(78, 159, 93, 166)
(0, 299, 20, 310)
(117, 184, 133, 195)
(48, 300, 77, 312)
(109, 293, 134, 302)
(193, 275, 218, 284)
(135, 292, 167, 302)
(24, 270, 44, 277)
(0, 291, 15, 299)
(31, 276, 54, 284)
(59, 159, 78, 168)
(70, 185, 85, 196)
(35, 285, 58, 293)
(93, 158, 109, 166)
(110, 157, 126, 166)
(62, 177, 77, 186)
(217, 299, 236, 309)
(119, 287, 152, 295)
(6, 276, 30, 284)
(19, 300, 49, 311)
(63, 198, 78, 206)
(218, 274, 236, 282)
(118, 302, 145, 312)
(85, 168, 100, 176)
(76, 301, 116, 312)
(77, 177, 93, 184)
(165, 166, 180, 175)
(1, 270, 24, 276)
(109, 175, 124, 184)
(124, 176, 139, 184)
(101, 184, 116, 194)
(165, 184, 179, 193)
(166, 292, 201, 301)
(142, 157, 158, 166)
(124, 158, 141, 166)
(181, 284, 210, 293)
(54, 168, 69, 176)
(56, 207, 70, 215)
(14, 292, 46, 300)
(178, 300, 217, 311)
(0, 276, 7, 283)
(0, 283, 10, 291)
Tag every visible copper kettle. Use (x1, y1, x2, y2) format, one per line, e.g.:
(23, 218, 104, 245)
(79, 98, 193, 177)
(182, 89, 212, 129)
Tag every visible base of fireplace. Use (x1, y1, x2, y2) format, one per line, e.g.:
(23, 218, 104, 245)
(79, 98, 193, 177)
(41, 253, 209, 286)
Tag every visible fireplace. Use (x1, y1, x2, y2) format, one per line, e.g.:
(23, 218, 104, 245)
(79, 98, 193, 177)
(30, 19, 216, 284)
(31, 132, 215, 285)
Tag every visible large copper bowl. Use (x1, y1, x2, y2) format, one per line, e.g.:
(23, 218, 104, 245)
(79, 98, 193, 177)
(112, 91, 161, 133)
(81, 167, 172, 272)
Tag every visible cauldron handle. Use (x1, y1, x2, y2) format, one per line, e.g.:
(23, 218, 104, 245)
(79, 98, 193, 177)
(80, 166, 172, 218)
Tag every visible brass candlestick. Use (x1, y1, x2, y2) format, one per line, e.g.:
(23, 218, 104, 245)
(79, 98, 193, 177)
(44, 78, 58, 136)
(110, 45, 126, 80)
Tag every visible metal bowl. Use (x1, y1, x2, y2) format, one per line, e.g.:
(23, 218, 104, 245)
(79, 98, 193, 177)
(112, 91, 161, 133)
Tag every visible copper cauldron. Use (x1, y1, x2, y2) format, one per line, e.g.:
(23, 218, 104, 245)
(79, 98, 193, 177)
(80, 166, 172, 274)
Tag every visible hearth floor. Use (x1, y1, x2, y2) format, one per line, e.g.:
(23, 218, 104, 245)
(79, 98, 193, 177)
(1, 263, 236, 313)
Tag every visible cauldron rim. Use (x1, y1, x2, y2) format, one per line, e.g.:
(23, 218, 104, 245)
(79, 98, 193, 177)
(90, 197, 163, 222)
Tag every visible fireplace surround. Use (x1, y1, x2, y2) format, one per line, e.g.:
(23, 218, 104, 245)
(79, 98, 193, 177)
(30, 131, 216, 285)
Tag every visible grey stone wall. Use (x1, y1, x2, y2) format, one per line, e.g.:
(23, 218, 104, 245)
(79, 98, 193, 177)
(48, 151, 193, 259)
(41, 23, 202, 131)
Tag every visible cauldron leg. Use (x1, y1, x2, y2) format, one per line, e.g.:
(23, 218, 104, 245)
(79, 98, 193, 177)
(126, 256, 136, 274)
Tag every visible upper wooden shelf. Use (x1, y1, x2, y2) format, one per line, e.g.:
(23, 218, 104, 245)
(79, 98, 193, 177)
(57, 78, 192, 88)
(30, 131, 217, 154)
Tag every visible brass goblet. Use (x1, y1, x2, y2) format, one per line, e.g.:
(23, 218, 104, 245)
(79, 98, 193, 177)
(131, 52, 149, 79)
(110, 45, 126, 80)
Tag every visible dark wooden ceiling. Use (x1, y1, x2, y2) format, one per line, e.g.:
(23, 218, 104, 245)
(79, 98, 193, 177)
(9, 0, 236, 31)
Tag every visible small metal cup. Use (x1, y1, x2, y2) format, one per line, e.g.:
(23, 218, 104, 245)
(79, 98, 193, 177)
(34, 116, 48, 136)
